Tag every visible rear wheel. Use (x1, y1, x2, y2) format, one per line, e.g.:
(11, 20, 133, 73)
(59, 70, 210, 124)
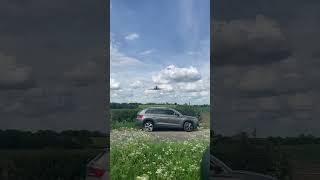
(183, 121, 194, 132)
(143, 121, 154, 132)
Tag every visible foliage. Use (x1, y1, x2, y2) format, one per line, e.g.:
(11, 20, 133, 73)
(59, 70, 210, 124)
(0, 149, 99, 180)
(110, 109, 141, 122)
(110, 102, 140, 109)
(110, 129, 209, 180)
(175, 105, 201, 117)
(0, 130, 108, 149)
(0, 130, 107, 179)
(111, 121, 138, 129)
(211, 133, 320, 180)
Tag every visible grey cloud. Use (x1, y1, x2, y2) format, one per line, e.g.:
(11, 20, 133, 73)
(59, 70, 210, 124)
(64, 61, 99, 87)
(0, 53, 35, 90)
(0, 0, 107, 132)
(212, 15, 292, 66)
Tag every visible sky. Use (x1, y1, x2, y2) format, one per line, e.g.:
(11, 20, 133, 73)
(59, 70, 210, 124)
(0, 0, 107, 132)
(212, 0, 320, 137)
(110, 0, 210, 105)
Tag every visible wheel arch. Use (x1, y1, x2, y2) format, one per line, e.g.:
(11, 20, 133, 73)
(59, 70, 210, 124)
(143, 118, 154, 125)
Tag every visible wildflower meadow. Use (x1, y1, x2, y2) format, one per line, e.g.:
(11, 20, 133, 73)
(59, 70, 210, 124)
(110, 129, 209, 180)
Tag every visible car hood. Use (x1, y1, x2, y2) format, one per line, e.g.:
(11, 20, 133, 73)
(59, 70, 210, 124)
(231, 170, 277, 180)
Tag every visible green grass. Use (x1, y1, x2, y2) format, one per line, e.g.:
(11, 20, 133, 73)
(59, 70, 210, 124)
(0, 149, 100, 180)
(111, 121, 138, 130)
(280, 144, 320, 162)
(199, 112, 210, 129)
(110, 129, 209, 180)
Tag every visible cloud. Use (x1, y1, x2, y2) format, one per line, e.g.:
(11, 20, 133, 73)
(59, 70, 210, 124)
(64, 61, 98, 86)
(125, 33, 140, 40)
(178, 79, 208, 92)
(0, 86, 76, 117)
(140, 49, 153, 55)
(110, 42, 144, 67)
(158, 84, 174, 92)
(110, 78, 121, 90)
(130, 80, 143, 88)
(0, 53, 35, 90)
(212, 15, 292, 66)
(152, 65, 201, 84)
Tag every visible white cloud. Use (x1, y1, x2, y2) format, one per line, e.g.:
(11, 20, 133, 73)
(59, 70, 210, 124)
(140, 49, 153, 55)
(110, 78, 121, 90)
(178, 79, 208, 92)
(130, 80, 143, 88)
(152, 65, 201, 84)
(158, 84, 174, 92)
(125, 33, 140, 40)
(110, 42, 144, 67)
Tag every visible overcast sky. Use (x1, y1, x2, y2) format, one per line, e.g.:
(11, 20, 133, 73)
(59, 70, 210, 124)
(0, 0, 107, 132)
(110, 0, 210, 105)
(212, 0, 320, 137)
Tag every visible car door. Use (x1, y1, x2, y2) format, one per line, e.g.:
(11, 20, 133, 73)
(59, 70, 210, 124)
(211, 156, 242, 180)
(211, 164, 242, 180)
(169, 109, 183, 126)
(162, 109, 181, 127)
(150, 109, 169, 126)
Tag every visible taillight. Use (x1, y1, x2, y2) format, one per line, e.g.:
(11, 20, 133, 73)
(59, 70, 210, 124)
(87, 167, 106, 177)
(137, 115, 144, 120)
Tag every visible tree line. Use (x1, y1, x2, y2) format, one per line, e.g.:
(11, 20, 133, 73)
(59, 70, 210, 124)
(0, 129, 107, 149)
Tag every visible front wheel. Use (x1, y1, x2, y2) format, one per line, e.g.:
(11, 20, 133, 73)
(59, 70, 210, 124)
(183, 121, 194, 132)
(143, 121, 154, 132)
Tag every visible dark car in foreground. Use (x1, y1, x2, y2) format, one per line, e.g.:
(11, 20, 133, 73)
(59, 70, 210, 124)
(136, 107, 199, 132)
(210, 155, 277, 180)
(200, 147, 278, 180)
(85, 148, 108, 180)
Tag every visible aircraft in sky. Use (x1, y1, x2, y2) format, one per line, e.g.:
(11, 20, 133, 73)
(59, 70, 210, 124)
(149, 85, 162, 91)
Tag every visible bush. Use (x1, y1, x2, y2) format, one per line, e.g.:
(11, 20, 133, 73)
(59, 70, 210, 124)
(175, 105, 200, 118)
(110, 109, 141, 122)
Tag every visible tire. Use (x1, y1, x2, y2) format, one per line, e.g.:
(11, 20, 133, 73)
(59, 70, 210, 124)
(183, 121, 194, 132)
(143, 121, 154, 132)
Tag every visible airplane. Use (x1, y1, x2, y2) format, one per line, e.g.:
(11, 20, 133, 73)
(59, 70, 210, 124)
(149, 85, 162, 90)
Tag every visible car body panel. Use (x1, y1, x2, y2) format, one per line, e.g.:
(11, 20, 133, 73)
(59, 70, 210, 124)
(210, 155, 277, 180)
(85, 148, 108, 180)
(136, 107, 199, 130)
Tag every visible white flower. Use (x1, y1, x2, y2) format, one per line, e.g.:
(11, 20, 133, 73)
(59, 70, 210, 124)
(156, 168, 163, 174)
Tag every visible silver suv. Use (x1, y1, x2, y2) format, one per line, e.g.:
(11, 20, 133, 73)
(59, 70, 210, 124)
(136, 107, 199, 132)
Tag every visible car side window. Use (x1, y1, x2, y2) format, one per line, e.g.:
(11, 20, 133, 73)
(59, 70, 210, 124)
(157, 109, 167, 115)
(165, 110, 175, 115)
(147, 109, 163, 114)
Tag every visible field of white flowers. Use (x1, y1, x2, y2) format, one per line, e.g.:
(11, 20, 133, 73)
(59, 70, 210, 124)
(110, 128, 209, 180)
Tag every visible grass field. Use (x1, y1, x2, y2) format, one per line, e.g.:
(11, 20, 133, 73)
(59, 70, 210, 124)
(110, 129, 209, 180)
(111, 121, 137, 129)
(0, 149, 100, 180)
(280, 144, 320, 162)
